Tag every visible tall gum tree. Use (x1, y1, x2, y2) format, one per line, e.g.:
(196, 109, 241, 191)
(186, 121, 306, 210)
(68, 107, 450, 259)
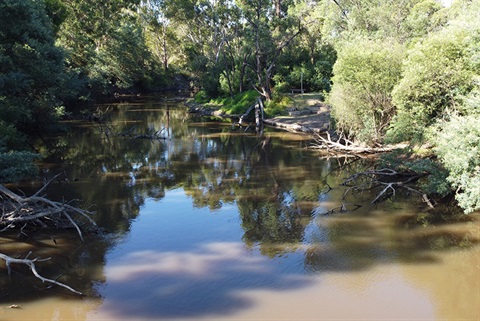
(238, 0, 303, 100)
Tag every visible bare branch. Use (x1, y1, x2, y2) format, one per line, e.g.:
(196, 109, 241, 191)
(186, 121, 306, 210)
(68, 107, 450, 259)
(0, 176, 97, 238)
(342, 168, 435, 208)
(311, 133, 397, 155)
(0, 253, 82, 295)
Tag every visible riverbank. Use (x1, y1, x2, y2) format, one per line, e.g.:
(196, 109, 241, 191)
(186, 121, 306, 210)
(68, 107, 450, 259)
(186, 93, 331, 134)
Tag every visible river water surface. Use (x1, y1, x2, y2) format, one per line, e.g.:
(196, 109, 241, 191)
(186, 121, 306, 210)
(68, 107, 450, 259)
(1, 98, 479, 320)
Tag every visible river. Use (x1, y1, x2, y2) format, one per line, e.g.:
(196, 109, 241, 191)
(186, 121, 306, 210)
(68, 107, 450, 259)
(1, 98, 479, 320)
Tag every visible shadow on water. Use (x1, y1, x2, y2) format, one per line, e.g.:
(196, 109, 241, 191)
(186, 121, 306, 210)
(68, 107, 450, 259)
(1, 98, 479, 320)
(97, 242, 312, 319)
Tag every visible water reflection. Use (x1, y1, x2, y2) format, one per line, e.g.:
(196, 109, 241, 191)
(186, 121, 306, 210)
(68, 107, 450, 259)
(1, 98, 479, 320)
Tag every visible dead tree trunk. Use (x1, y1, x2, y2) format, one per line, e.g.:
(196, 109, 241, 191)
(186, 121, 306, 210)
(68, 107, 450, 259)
(311, 132, 398, 155)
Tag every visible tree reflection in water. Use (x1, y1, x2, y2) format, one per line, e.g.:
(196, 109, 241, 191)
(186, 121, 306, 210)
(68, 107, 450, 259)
(3, 98, 477, 317)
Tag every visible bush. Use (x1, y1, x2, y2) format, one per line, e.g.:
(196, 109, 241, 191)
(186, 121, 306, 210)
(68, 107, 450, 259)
(263, 94, 291, 117)
(219, 90, 259, 115)
(432, 115, 480, 213)
(0, 150, 39, 183)
(328, 37, 404, 144)
(194, 90, 209, 104)
(388, 24, 476, 143)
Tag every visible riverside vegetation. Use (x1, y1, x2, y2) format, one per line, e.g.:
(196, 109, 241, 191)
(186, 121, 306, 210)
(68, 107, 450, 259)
(1, 0, 479, 239)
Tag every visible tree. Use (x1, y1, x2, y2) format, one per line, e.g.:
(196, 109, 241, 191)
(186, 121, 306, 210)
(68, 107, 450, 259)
(432, 114, 480, 213)
(0, 0, 67, 139)
(387, 18, 476, 143)
(328, 37, 403, 144)
(57, 0, 153, 95)
(0, 0, 69, 182)
(238, 0, 303, 100)
(427, 0, 480, 213)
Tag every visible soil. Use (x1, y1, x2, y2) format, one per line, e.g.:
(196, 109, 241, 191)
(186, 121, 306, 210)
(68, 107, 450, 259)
(261, 93, 331, 134)
(264, 102, 330, 134)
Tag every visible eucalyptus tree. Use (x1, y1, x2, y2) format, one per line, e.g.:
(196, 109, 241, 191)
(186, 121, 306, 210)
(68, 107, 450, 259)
(236, 0, 304, 100)
(150, 0, 308, 100)
(57, 0, 153, 95)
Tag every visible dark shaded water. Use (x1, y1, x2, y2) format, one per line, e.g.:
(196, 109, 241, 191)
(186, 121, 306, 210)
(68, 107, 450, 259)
(1, 98, 479, 320)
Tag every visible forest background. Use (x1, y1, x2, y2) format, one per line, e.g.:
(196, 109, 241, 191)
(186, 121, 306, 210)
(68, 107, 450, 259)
(0, 0, 479, 213)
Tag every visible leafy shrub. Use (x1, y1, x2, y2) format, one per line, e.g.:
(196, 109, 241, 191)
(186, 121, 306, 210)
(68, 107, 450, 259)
(194, 90, 209, 104)
(431, 115, 480, 213)
(263, 94, 291, 117)
(0, 150, 39, 183)
(388, 24, 475, 143)
(219, 90, 259, 115)
(328, 37, 404, 144)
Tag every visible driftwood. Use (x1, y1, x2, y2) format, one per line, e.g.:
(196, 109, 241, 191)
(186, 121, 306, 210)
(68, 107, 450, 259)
(0, 174, 97, 295)
(0, 252, 82, 295)
(0, 174, 97, 241)
(342, 168, 434, 208)
(311, 132, 398, 155)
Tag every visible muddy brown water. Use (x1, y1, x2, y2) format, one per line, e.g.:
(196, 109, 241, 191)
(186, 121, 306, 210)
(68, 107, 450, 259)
(1, 99, 479, 321)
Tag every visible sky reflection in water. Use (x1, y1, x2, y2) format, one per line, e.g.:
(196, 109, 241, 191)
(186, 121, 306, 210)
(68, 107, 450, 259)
(1, 100, 478, 321)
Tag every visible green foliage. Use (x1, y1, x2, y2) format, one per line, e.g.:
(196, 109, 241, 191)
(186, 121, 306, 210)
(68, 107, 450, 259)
(404, 0, 444, 39)
(219, 90, 259, 114)
(275, 43, 336, 94)
(0, 121, 26, 150)
(44, 0, 68, 34)
(317, 0, 430, 43)
(0, 0, 67, 137)
(432, 115, 480, 213)
(263, 94, 291, 117)
(388, 24, 476, 143)
(328, 37, 404, 144)
(194, 90, 210, 104)
(0, 149, 39, 183)
(57, 0, 153, 95)
(0, 119, 44, 183)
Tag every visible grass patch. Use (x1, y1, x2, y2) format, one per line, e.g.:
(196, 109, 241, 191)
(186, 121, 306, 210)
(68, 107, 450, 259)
(217, 90, 259, 114)
(193, 90, 306, 117)
(264, 94, 292, 117)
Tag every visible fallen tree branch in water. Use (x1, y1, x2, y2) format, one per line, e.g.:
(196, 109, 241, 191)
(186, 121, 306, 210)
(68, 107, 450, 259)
(323, 203, 363, 215)
(311, 132, 398, 155)
(0, 174, 97, 241)
(0, 252, 83, 295)
(342, 168, 434, 208)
